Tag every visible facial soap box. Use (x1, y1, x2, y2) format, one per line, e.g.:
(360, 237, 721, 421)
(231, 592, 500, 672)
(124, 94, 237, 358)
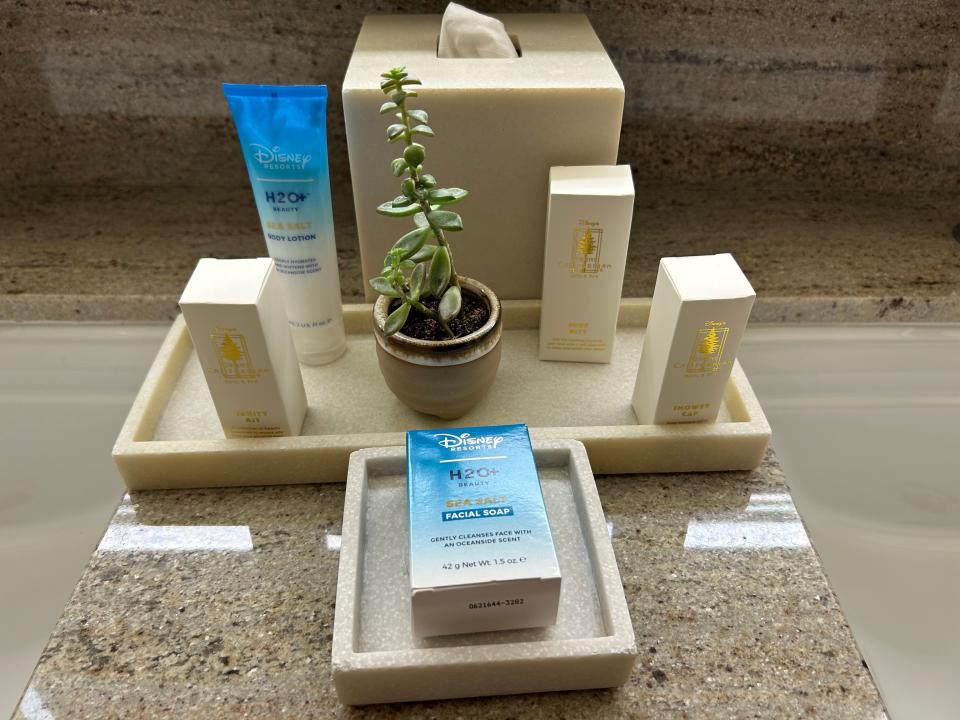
(631, 253, 755, 425)
(179, 257, 307, 439)
(406, 423, 561, 637)
(539, 165, 635, 363)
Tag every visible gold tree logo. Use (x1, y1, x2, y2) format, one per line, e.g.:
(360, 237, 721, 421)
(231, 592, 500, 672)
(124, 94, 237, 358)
(686, 323, 729, 374)
(221, 334, 243, 363)
(577, 227, 595, 256)
(698, 327, 720, 355)
(571, 223, 603, 273)
(212, 332, 257, 381)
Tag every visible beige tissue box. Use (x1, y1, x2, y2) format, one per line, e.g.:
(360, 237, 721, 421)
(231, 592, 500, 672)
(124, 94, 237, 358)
(179, 258, 306, 439)
(343, 13, 624, 300)
(631, 254, 755, 425)
(539, 165, 635, 363)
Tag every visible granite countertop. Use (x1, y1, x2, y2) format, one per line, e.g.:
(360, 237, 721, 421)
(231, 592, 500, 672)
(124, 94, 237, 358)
(13, 451, 884, 719)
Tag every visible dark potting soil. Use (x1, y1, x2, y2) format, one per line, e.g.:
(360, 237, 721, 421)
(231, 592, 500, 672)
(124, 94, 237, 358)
(390, 289, 490, 341)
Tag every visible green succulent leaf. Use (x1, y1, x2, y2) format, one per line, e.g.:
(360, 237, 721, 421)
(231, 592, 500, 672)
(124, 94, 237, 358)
(391, 195, 410, 207)
(403, 143, 425, 166)
(384, 302, 411, 336)
(392, 226, 430, 260)
(369, 276, 400, 298)
(401, 178, 417, 198)
(412, 207, 442, 228)
(439, 285, 462, 322)
(379, 101, 398, 114)
(419, 174, 437, 188)
(379, 79, 397, 92)
(427, 246, 452, 297)
(377, 201, 420, 217)
(386, 123, 406, 141)
(409, 263, 426, 301)
(391, 91, 408, 104)
(399, 77, 422, 86)
(428, 188, 468, 205)
(428, 210, 464, 231)
(399, 259, 416, 269)
(410, 243, 438, 263)
(390, 158, 407, 177)
(410, 124, 434, 137)
(407, 109, 428, 124)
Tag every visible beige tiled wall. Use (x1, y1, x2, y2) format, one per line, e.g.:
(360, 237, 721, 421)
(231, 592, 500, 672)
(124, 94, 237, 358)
(3, 1, 959, 315)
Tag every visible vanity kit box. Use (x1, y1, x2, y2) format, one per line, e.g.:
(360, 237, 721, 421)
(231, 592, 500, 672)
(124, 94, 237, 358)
(632, 254, 756, 425)
(539, 165, 635, 363)
(342, 13, 625, 301)
(178, 258, 306, 439)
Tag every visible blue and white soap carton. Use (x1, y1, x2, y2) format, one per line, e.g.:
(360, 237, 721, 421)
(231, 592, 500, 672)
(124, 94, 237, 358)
(406, 423, 562, 637)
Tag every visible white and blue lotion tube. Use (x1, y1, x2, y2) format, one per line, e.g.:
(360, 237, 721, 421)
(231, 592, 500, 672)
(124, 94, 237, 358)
(407, 424, 561, 637)
(224, 84, 346, 365)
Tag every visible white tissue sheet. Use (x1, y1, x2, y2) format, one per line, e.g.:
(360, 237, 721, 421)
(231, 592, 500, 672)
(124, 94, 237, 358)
(437, 2, 519, 59)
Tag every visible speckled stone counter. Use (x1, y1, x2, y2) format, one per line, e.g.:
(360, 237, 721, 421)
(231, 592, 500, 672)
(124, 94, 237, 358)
(13, 451, 884, 719)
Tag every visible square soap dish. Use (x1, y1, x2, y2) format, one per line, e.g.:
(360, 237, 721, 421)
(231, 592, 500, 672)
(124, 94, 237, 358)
(331, 440, 637, 705)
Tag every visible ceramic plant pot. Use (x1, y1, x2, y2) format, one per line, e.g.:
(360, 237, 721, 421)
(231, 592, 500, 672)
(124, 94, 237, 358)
(373, 276, 502, 420)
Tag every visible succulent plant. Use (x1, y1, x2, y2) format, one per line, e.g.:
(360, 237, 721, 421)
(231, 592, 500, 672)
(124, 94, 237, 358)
(368, 67, 469, 339)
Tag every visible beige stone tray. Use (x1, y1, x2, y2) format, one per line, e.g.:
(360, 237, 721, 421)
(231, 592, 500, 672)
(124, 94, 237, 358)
(112, 299, 770, 490)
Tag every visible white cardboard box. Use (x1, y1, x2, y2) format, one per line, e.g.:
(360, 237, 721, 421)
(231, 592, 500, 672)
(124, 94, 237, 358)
(539, 165, 634, 363)
(343, 14, 624, 301)
(179, 258, 306, 438)
(406, 424, 561, 637)
(631, 254, 755, 424)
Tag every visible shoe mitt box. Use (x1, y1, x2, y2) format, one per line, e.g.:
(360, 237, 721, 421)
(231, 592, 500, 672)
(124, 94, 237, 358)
(179, 257, 306, 439)
(343, 13, 624, 301)
(631, 253, 755, 425)
(539, 165, 635, 363)
(406, 423, 561, 637)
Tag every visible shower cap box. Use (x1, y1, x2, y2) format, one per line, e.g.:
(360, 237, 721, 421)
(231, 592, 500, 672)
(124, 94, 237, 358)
(342, 14, 624, 301)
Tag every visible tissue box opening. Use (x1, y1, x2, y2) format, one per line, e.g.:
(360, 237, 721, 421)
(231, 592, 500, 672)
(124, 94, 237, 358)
(435, 33, 523, 57)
